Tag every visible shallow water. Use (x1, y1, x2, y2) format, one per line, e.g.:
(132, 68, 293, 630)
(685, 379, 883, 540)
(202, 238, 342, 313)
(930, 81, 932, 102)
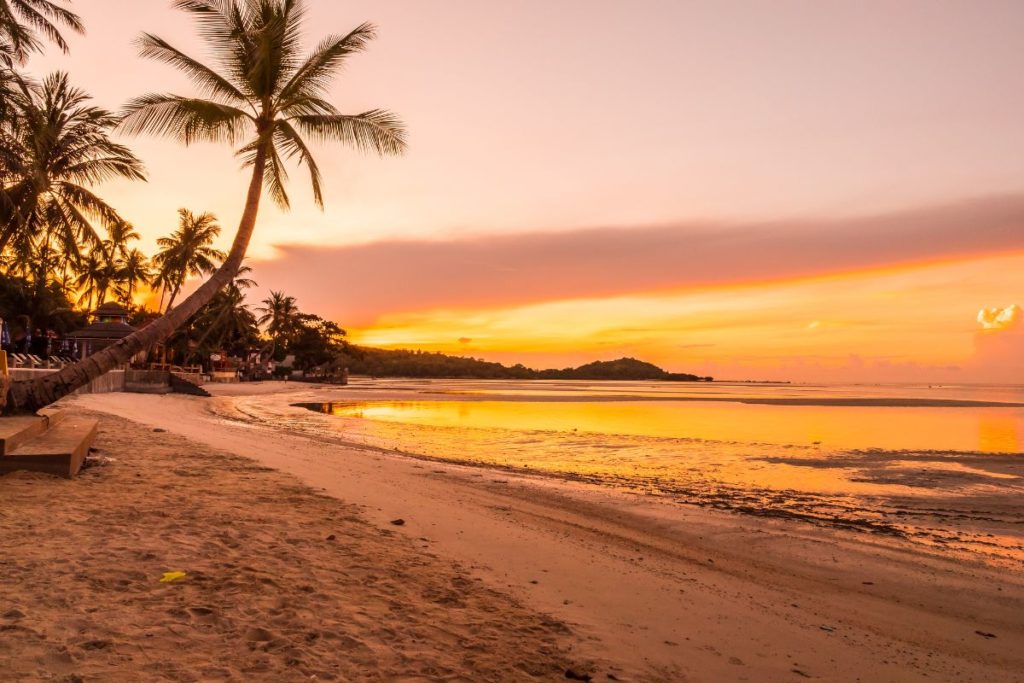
(276, 380, 1024, 563)
(312, 398, 1023, 453)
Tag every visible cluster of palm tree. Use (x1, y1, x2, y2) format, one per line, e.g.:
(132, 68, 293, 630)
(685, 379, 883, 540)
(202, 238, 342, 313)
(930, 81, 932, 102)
(0, 4, 211, 314)
(153, 209, 225, 311)
(1, 69, 145, 302)
(254, 290, 350, 371)
(168, 276, 348, 374)
(180, 264, 260, 364)
(0, 0, 406, 413)
(255, 290, 298, 355)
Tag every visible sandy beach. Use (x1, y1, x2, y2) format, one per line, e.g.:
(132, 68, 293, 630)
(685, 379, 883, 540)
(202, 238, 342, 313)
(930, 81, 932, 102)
(2, 381, 1023, 682)
(3, 0, 1024, 681)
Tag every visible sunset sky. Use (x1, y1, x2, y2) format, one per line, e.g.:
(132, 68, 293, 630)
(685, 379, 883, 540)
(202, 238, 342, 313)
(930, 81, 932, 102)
(30, 1, 1024, 381)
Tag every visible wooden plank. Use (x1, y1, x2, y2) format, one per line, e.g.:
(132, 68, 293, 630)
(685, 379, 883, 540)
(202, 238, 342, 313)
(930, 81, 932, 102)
(2, 418, 99, 478)
(37, 408, 66, 428)
(0, 416, 48, 455)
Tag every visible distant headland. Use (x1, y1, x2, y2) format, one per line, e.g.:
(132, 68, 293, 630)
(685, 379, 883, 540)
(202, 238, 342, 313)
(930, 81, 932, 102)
(338, 348, 713, 382)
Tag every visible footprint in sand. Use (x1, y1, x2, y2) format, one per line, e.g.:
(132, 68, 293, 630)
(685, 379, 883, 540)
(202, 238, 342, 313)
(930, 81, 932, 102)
(186, 606, 220, 624)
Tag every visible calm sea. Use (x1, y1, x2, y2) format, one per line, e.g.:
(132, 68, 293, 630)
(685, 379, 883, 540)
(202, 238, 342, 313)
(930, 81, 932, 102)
(275, 379, 1024, 562)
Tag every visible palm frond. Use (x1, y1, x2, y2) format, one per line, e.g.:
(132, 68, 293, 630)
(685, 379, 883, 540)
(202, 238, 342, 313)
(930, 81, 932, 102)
(260, 142, 290, 209)
(274, 119, 322, 207)
(136, 33, 249, 107)
(278, 22, 375, 103)
(294, 109, 407, 156)
(120, 93, 253, 144)
(55, 181, 126, 231)
(2, 0, 83, 60)
(50, 193, 102, 249)
(61, 152, 147, 185)
(16, 0, 83, 32)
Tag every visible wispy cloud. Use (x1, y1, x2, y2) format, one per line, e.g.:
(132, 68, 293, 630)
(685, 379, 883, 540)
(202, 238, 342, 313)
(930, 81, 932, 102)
(254, 194, 1024, 325)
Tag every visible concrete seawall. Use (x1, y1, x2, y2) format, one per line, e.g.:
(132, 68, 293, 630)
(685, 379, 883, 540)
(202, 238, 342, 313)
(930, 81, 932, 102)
(9, 369, 126, 395)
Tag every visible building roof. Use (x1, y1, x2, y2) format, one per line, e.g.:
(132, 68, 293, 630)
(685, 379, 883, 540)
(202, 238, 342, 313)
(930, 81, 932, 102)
(68, 321, 136, 340)
(93, 301, 130, 317)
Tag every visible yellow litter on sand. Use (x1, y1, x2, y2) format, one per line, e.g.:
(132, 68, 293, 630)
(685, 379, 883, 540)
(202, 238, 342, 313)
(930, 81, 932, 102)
(160, 571, 187, 583)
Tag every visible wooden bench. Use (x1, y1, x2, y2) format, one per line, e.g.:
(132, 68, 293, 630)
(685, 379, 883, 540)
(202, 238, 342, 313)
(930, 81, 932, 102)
(0, 410, 99, 479)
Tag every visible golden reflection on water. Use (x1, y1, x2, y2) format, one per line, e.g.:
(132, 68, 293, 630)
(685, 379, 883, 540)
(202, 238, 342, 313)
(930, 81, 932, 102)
(284, 387, 1024, 563)
(330, 400, 1024, 454)
(978, 417, 1021, 454)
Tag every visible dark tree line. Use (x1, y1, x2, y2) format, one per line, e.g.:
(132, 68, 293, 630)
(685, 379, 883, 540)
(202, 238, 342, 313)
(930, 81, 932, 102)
(336, 350, 712, 382)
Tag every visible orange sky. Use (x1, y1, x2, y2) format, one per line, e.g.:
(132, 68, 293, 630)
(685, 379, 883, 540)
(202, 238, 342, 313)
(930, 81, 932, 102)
(28, 1, 1024, 382)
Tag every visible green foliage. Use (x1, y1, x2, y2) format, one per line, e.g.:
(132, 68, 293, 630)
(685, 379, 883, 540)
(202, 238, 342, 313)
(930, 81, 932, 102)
(0, 69, 151, 320)
(252, 290, 351, 370)
(256, 290, 298, 354)
(162, 266, 259, 365)
(538, 358, 707, 381)
(286, 313, 349, 371)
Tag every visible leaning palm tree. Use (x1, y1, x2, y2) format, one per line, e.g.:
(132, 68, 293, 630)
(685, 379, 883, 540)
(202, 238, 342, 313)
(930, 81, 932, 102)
(153, 208, 225, 311)
(3, 0, 405, 412)
(0, 0, 83, 63)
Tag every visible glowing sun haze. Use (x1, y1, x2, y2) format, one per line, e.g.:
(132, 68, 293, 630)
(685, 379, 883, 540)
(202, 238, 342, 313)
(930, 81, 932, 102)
(29, 1, 1024, 382)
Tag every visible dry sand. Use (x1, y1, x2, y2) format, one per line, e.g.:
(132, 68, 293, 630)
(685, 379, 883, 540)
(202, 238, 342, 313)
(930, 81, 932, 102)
(0, 413, 584, 681)
(2, 381, 1023, 682)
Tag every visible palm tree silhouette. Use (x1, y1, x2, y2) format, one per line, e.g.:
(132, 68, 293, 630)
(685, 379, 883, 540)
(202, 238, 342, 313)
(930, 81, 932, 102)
(256, 290, 298, 356)
(153, 208, 226, 311)
(5, 0, 405, 413)
(0, 0, 83, 63)
(116, 247, 153, 307)
(0, 72, 146, 258)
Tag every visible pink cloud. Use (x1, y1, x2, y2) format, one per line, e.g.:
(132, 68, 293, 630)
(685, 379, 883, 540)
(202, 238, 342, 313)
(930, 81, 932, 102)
(251, 194, 1024, 325)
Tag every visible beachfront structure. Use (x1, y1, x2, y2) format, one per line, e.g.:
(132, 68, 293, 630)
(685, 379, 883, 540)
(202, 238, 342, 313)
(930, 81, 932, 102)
(67, 303, 137, 360)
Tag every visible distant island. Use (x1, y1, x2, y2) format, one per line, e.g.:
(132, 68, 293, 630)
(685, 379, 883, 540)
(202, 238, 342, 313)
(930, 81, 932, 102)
(336, 348, 713, 382)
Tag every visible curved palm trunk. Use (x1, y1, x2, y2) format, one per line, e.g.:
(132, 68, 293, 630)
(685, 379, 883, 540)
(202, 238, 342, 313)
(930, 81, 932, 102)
(165, 284, 182, 312)
(2, 148, 268, 414)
